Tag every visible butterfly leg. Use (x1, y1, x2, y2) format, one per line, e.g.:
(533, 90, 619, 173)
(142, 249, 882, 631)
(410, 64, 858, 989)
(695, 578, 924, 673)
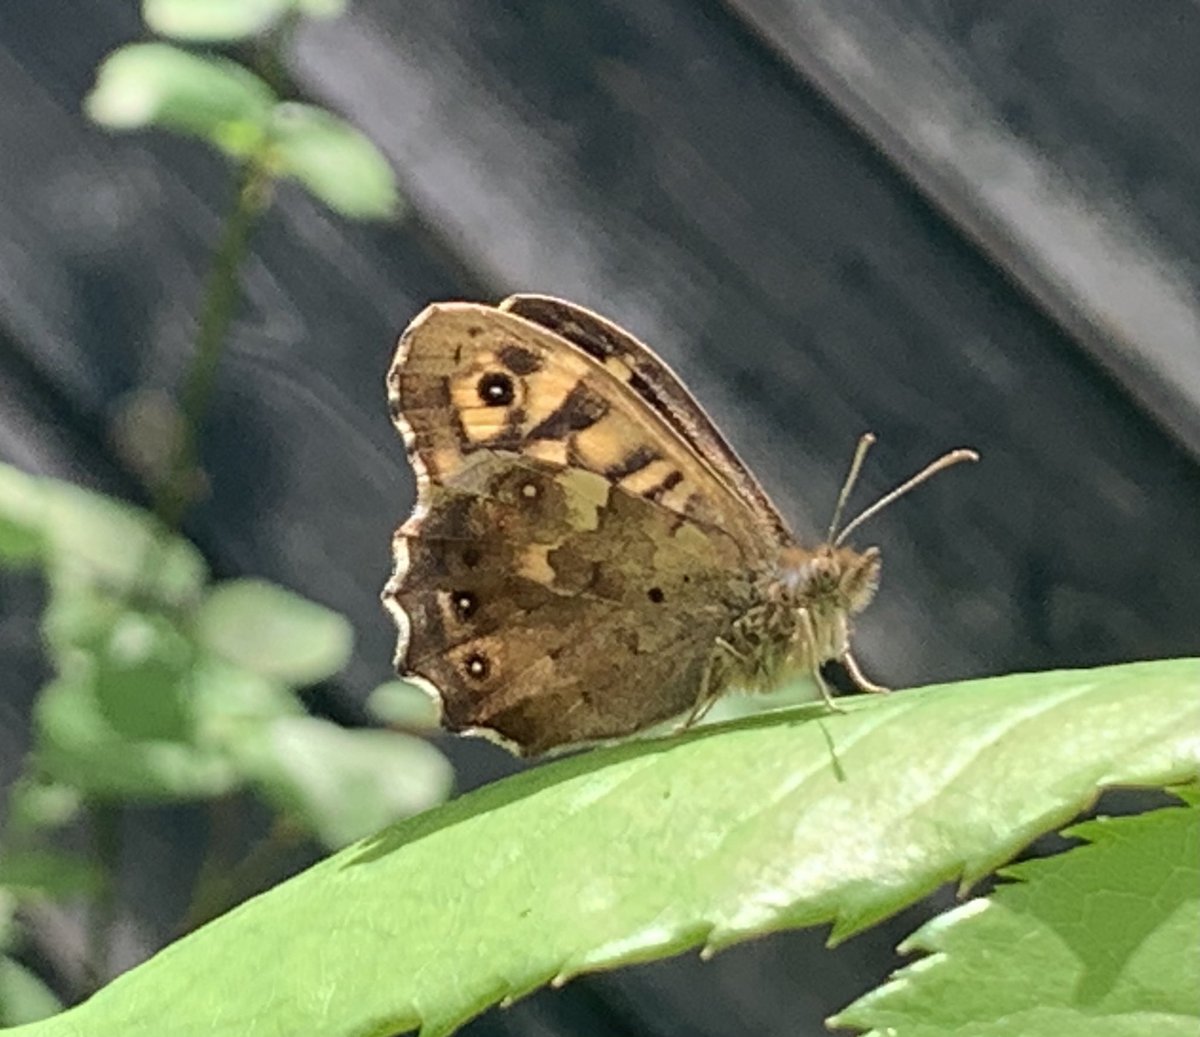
(841, 650, 889, 695)
(678, 638, 747, 730)
(797, 609, 843, 712)
(682, 693, 720, 730)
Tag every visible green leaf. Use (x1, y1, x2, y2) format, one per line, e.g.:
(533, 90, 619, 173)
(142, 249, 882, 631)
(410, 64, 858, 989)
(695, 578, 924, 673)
(2, 779, 83, 838)
(0, 457, 207, 599)
(0, 850, 104, 899)
(0, 466, 44, 565)
(30, 470, 207, 604)
(266, 103, 399, 219)
(142, 0, 347, 40)
(0, 463, 204, 593)
(86, 44, 276, 158)
(194, 578, 352, 685)
(13, 660, 1198, 1037)
(365, 680, 441, 731)
(233, 716, 453, 848)
(33, 672, 238, 802)
(832, 799, 1200, 1037)
(0, 957, 62, 1027)
(41, 587, 196, 741)
(91, 609, 196, 742)
(191, 654, 304, 729)
(142, 0, 294, 40)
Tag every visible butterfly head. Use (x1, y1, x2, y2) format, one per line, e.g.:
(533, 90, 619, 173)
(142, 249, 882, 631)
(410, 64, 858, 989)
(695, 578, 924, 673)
(792, 542, 882, 617)
(803, 433, 977, 618)
(763, 436, 976, 675)
(774, 542, 881, 652)
(752, 542, 882, 681)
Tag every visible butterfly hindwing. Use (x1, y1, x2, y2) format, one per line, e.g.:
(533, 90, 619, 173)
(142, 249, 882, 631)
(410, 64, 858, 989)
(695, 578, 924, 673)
(387, 454, 746, 753)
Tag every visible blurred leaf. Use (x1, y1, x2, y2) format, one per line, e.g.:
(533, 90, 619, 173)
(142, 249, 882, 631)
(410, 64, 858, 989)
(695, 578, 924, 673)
(0, 850, 104, 899)
(143, 0, 346, 40)
(33, 672, 238, 801)
(143, 0, 294, 40)
(234, 716, 452, 848)
(38, 477, 206, 604)
(0, 466, 44, 566)
(0, 462, 207, 601)
(97, 611, 195, 742)
(195, 578, 352, 685)
(2, 780, 83, 839)
(832, 799, 1200, 1037)
(41, 588, 194, 742)
(267, 103, 399, 219)
(0, 915, 44, 1030)
(192, 654, 303, 729)
(86, 43, 276, 158)
(365, 680, 440, 731)
(0, 957, 62, 1027)
(40, 583, 124, 664)
(16, 660, 1199, 1037)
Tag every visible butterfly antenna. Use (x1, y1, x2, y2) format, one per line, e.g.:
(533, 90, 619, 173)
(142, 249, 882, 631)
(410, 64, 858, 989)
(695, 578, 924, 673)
(826, 433, 876, 542)
(834, 447, 979, 546)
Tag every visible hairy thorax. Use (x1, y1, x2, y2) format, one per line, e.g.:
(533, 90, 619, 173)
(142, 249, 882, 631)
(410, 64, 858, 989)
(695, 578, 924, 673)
(711, 542, 882, 695)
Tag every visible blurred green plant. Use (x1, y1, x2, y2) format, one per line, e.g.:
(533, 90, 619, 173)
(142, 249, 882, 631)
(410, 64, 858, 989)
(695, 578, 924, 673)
(0, 462, 449, 819)
(0, 892, 64, 1027)
(0, 1, 445, 1024)
(140, 0, 348, 44)
(84, 1, 398, 529)
(0, 464, 451, 1007)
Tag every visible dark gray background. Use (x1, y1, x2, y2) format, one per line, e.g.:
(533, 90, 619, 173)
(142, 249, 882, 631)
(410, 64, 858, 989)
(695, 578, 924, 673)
(1, 1, 1198, 1034)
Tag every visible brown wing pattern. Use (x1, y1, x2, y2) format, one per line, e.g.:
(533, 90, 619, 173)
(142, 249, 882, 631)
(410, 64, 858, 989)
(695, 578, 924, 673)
(501, 294, 793, 545)
(387, 454, 747, 753)
(383, 301, 774, 753)
(388, 302, 778, 549)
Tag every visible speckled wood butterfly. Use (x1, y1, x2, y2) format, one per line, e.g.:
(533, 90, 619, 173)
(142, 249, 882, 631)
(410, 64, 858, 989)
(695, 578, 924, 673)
(382, 296, 975, 755)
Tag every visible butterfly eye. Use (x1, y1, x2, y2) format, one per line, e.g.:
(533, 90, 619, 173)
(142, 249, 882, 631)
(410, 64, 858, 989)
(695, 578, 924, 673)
(477, 371, 515, 407)
(646, 587, 666, 604)
(452, 591, 478, 620)
(464, 653, 490, 680)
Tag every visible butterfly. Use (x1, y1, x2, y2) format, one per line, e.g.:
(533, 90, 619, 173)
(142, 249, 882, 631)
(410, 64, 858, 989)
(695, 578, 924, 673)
(382, 295, 976, 755)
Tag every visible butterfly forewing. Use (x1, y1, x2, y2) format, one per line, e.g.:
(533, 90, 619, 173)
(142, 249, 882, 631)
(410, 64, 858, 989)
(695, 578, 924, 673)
(389, 303, 775, 552)
(501, 294, 792, 545)
(384, 301, 776, 752)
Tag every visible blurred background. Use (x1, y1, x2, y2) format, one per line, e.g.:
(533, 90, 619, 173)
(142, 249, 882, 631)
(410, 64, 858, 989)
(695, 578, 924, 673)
(1, 0, 1198, 1034)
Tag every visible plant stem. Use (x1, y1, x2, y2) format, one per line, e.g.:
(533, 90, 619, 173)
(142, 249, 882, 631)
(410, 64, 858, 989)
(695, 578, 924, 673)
(152, 157, 273, 533)
(84, 802, 121, 990)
